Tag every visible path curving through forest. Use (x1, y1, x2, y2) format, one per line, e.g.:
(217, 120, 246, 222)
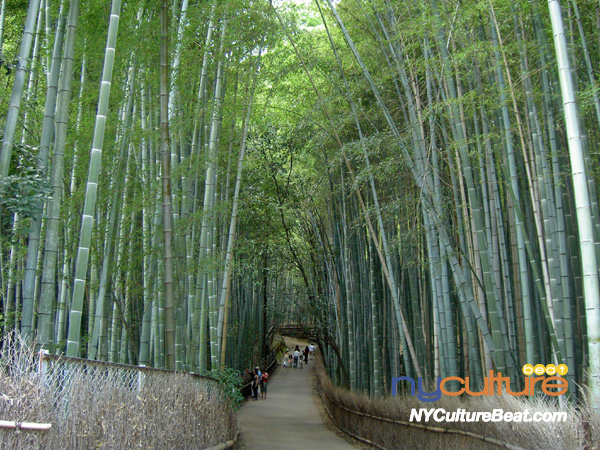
(237, 343, 356, 450)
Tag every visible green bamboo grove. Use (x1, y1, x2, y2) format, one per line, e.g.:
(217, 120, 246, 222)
(1, 0, 600, 410)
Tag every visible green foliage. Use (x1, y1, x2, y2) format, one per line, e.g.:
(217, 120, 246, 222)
(0, 143, 51, 236)
(209, 367, 244, 411)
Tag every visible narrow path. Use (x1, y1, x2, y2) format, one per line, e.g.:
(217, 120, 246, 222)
(237, 351, 355, 450)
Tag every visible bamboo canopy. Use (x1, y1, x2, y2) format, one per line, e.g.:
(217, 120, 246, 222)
(0, 0, 598, 412)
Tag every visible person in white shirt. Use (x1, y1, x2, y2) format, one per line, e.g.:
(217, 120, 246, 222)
(293, 346, 302, 368)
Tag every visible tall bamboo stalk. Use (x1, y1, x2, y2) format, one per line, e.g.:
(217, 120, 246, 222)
(160, 0, 176, 370)
(37, 0, 79, 351)
(217, 51, 261, 368)
(22, 2, 66, 344)
(66, 0, 123, 357)
(548, 0, 600, 408)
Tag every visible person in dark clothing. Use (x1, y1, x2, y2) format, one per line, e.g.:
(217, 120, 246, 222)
(260, 371, 269, 399)
(251, 368, 260, 400)
(303, 346, 310, 365)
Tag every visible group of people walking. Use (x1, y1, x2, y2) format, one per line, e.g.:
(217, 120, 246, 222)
(249, 343, 316, 401)
(283, 344, 314, 369)
(251, 366, 269, 400)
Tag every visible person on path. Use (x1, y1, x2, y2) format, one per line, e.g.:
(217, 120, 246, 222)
(251, 368, 260, 400)
(283, 351, 289, 368)
(303, 346, 310, 365)
(258, 367, 264, 396)
(260, 371, 269, 399)
(293, 346, 301, 368)
(256, 367, 262, 396)
(309, 343, 315, 359)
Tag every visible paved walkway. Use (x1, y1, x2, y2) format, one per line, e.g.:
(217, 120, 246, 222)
(237, 355, 355, 450)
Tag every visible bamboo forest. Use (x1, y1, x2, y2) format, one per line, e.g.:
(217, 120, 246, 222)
(1, 0, 600, 448)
